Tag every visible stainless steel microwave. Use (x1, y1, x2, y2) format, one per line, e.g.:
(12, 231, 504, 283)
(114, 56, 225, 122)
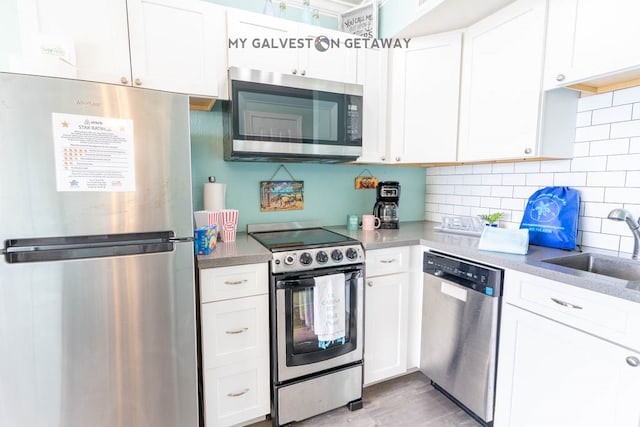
(223, 67, 363, 163)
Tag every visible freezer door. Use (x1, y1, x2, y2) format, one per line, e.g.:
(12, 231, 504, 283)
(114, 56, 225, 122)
(0, 242, 198, 427)
(0, 73, 193, 240)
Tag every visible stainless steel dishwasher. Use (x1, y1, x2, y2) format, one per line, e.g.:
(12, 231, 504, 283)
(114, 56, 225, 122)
(420, 251, 503, 426)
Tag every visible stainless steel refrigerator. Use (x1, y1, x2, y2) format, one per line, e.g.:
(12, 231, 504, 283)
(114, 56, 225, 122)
(0, 73, 198, 426)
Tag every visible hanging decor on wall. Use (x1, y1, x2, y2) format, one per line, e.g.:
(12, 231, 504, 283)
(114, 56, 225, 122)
(260, 164, 304, 211)
(354, 168, 378, 189)
(339, 0, 378, 39)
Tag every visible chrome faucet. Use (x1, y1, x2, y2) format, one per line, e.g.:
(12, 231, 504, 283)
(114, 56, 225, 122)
(607, 208, 640, 260)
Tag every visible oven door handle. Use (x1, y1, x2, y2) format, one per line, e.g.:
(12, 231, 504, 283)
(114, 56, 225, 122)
(276, 278, 316, 289)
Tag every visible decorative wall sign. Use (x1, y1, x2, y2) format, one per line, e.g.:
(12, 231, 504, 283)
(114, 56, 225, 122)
(260, 164, 304, 211)
(354, 168, 378, 189)
(339, 1, 378, 39)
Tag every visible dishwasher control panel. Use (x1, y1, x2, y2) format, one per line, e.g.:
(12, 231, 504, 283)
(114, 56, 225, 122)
(424, 252, 503, 296)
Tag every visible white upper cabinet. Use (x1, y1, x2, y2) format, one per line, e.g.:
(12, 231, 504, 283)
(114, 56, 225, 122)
(387, 31, 462, 164)
(128, 0, 226, 98)
(544, 0, 640, 91)
(458, 0, 547, 162)
(355, 46, 388, 163)
(226, 9, 357, 84)
(1, 0, 226, 99)
(1, 0, 130, 83)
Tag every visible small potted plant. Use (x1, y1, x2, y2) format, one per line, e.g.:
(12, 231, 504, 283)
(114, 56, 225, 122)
(478, 212, 504, 227)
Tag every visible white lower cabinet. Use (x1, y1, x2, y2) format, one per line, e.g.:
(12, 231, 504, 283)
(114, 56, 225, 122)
(495, 270, 640, 427)
(199, 263, 270, 427)
(364, 247, 411, 385)
(495, 303, 640, 427)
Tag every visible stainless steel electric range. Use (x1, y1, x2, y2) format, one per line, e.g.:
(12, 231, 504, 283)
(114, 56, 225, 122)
(248, 224, 365, 426)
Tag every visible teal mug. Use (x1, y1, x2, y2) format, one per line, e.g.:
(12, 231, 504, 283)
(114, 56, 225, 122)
(346, 214, 360, 231)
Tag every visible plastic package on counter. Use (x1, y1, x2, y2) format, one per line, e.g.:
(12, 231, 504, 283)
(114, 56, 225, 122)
(194, 225, 217, 255)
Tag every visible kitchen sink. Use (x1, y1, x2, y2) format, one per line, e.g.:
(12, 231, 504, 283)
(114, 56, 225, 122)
(542, 252, 640, 283)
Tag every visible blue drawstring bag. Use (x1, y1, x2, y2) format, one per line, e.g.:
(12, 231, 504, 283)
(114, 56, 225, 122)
(520, 186, 580, 250)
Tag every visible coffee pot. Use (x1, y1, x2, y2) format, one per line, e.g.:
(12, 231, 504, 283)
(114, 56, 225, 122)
(373, 181, 401, 229)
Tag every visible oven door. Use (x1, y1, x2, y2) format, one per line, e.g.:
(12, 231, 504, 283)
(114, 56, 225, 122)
(274, 266, 363, 383)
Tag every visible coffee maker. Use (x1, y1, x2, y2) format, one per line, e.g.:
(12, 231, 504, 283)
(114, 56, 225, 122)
(373, 181, 401, 229)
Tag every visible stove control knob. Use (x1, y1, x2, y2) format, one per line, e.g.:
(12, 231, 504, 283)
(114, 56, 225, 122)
(316, 251, 329, 264)
(284, 254, 296, 265)
(299, 252, 313, 265)
(346, 248, 359, 260)
(331, 249, 344, 262)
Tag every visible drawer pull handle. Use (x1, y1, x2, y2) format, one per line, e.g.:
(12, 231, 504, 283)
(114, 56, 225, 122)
(367, 280, 374, 287)
(380, 259, 396, 264)
(227, 388, 250, 397)
(225, 327, 248, 335)
(550, 298, 583, 310)
(626, 356, 640, 367)
(224, 279, 248, 285)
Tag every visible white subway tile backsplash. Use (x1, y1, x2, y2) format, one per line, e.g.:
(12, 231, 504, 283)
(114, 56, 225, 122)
(481, 174, 502, 185)
(581, 232, 620, 251)
(424, 84, 640, 251)
(607, 154, 640, 171)
(472, 164, 492, 174)
(453, 205, 471, 216)
(578, 92, 613, 112)
(612, 85, 640, 106)
(502, 174, 526, 185)
(610, 120, 640, 138)
(626, 171, 640, 187)
(589, 138, 629, 156)
(605, 187, 640, 204)
(574, 186, 605, 202)
(575, 124, 610, 142)
(570, 156, 608, 171)
(491, 186, 513, 198)
(591, 104, 632, 124)
(578, 216, 601, 232)
(574, 142, 590, 157)
(526, 173, 554, 186)
(513, 186, 540, 199)
(471, 186, 492, 196)
(480, 197, 501, 209)
(501, 198, 525, 211)
(586, 171, 627, 187)
(554, 172, 587, 186)
(583, 202, 620, 218)
(514, 161, 540, 173)
(540, 159, 571, 172)
(576, 111, 592, 127)
(492, 163, 514, 173)
(455, 165, 474, 174)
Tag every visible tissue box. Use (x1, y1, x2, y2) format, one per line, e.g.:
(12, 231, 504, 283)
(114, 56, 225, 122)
(194, 225, 217, 255)
(478, 227, 529, 255)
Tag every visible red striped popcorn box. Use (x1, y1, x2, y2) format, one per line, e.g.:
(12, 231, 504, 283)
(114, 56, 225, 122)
(221, 209, 239, 242)
(194, 210, 221, 234)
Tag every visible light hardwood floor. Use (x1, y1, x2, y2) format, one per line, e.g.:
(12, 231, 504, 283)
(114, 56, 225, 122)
(251, 371, 480, 427)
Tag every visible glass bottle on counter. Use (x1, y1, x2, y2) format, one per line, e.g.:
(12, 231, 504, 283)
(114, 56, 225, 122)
(263, 0, 275, 16)
(301, 0, 312, 24)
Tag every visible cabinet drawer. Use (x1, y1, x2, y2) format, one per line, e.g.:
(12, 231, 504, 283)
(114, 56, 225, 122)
(201, 295, 269, 369)
(203, 357, 270, 427)
(366, 247, 410, 277)
(200, 263, 268, 302)
(505, 270, 640, 350)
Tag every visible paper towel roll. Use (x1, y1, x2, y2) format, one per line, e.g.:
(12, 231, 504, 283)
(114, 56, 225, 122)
(203, 183, 226, 211)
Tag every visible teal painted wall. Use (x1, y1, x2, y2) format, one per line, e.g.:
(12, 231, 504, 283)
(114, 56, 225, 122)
(205, 0, 339, 29)
(379, 0, 415, 38)
(190, 105, 426, 231)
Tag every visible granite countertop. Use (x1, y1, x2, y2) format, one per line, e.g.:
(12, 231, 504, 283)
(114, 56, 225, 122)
(196, 221, 640, 304)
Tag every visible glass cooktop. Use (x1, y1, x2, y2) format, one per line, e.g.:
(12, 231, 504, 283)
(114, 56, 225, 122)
(250, 228, 355, 251)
